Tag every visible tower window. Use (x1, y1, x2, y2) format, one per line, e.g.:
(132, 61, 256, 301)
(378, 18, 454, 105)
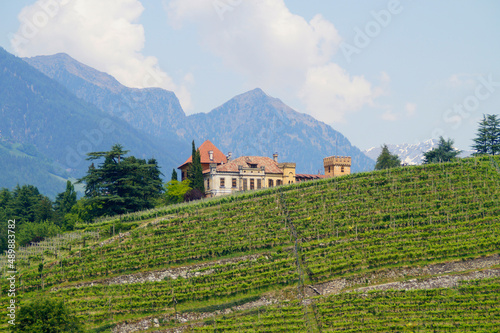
(341, 166, 345, 173)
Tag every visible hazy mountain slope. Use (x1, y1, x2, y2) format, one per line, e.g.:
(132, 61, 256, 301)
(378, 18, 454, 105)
(24, 53, 374, 173)
(187, 89, 375, 173)
(0, 48, 177, 181)
(0, 140, 69, 198)
(24, 53, 186, 135)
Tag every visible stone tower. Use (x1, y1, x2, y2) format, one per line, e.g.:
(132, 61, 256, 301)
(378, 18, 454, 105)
(323, 156, 351, 178)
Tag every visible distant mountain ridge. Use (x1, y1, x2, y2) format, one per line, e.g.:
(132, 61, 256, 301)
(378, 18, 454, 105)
(23, 53, 374, 174)
(24, 53, 186, 140)
(186, 88, 374, 173)
(364, 140, 474, 165)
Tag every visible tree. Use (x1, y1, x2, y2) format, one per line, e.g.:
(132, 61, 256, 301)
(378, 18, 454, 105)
(11, 298, 84, 333)
(17, 221, 61, 247)
(77, 144, 163, 217)
(163, 179, 191, 205)
(184, 188, 204, 202)
(171, 169, 178, 182)
(54, 181, 77, 216)
(187, 141, 205, 194)
(423, 136, 461, 164)
(472, 114, 500, 155)
(375, 144, 401, 170)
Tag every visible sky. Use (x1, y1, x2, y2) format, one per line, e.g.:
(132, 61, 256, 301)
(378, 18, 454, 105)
(1, 0, 499, 151)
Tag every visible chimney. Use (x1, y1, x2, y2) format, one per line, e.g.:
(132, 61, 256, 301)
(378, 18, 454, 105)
(273, 153, 278, 163)
(209, 150, 214, 161)
(227, 152, 232, 162)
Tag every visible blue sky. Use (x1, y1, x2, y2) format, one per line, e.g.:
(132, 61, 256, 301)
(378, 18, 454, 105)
(1, 0, 499, 151)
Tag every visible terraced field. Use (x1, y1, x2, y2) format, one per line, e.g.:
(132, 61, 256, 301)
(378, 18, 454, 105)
(1, 156, 500, 332)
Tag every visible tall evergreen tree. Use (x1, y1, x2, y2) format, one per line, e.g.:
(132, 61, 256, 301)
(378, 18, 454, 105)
(472, 114, 500, 155)
(375, 144, 401, 170)
(187, 141, 205, 194)
(78, 144, 163, 217)
(472, 115, 490, 155)
(171, 169, 178, 182)
(54, 181, 77, 215)
(424, 136, 461, 164)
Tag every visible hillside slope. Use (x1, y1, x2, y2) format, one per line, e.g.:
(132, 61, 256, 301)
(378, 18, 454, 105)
(1, 156, 499, 332)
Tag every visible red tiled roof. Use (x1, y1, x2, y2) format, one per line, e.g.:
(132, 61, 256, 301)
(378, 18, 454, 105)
(295, 174, 327, 180)
(178, 140, 227, 169)
(216, 156, 283, 174)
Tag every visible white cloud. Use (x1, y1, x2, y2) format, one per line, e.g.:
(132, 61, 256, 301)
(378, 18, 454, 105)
(167, 0, 383, 122)
(382, 109, 397, 121)
(405, 102, 417, 116)
(299, 64, 375, 123)
(11, 0, 192, 111)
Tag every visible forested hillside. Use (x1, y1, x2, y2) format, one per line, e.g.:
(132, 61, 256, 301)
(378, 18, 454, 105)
(1, 156, 499, 332)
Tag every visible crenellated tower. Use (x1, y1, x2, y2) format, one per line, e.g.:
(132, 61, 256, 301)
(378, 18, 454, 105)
(323, 156, 351, 178)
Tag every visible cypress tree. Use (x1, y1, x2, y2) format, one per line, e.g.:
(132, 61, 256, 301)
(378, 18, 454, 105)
(187, 140, 205, 194)
(171, 169, 178, 181)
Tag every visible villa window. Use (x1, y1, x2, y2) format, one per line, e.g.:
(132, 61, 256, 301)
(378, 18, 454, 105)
(257, 179, 261, 189)
(220, 178, 225, 188)
(250, 178, 255, 190)
(268, 179, 274, 187)
(207, 178, 210, 189)
(277, 180, 282, 186)
(232, 178, 237, 188)
(243, 179, 247, 191)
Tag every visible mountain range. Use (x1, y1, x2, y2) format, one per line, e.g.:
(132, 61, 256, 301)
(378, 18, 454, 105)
(0, 47, 374, 196)
(363, 139, 474, 165)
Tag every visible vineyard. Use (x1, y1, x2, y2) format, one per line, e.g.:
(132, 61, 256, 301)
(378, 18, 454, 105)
(1, 156, 500, 332)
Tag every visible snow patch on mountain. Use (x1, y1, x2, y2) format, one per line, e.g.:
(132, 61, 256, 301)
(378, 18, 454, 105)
(364, 140, 474, 165)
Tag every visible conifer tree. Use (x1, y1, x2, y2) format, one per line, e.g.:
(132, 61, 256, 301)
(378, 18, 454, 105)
(472, 114, 500, 155)
(423, 136, 460, 164)
(78, 144, 163, 217)
(171, 169, 178, 182)
(187, 141, 205, 194)
(54, 180, 77, 215)
(375, 144, 401, 170)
